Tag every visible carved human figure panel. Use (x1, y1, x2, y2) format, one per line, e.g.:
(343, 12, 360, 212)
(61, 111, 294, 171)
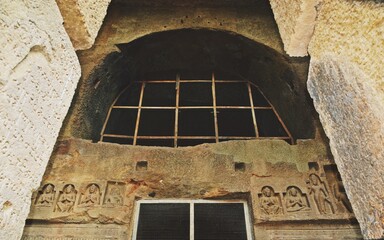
(307, 174, 333, 214)
(57, 184, 77, 212)
(105, 185, 123, 206)
(324, 164, 353, 213)
(80, 184, 101, 207)
(332, 181, 353, 213)
(259, 186, 282, 215)
(35, 184, 55, 207)
(285, 186, 309, 212)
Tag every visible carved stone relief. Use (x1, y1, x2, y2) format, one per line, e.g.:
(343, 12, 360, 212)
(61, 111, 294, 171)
(284, 186, 310, 212)
(324, 164, 353, 213)
(35, 184, 55, 207)
(307, 173, 334, 214)
(251, 161, 356, 222)
(104, 181, 125, 206)
(79, 183, 101, 207)
(30, 181, 130, 218)
(29, 160, 356, 228)
(258, 186, 282, 215)
(56, 184, 77, 212)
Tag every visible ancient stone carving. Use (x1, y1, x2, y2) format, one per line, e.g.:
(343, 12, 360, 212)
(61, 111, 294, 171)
(331, 181, 353, 213)
(324, 164, 353, 213)
(56, 184, 77, 212)
(284, 186, 310, 212)
(259, 186, 282, 215)
(104, 182, 124, 206)
(35, 184, 55, 207)
(79, 184, 101, 207)
(307, 174, 333, 214)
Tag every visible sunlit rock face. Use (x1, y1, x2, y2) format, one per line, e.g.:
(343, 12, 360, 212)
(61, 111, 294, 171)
(56, 0, 111, 50)
(269, 0, 318, 57)
(0, 1, 81, 239)
(307, 1, 384, 238)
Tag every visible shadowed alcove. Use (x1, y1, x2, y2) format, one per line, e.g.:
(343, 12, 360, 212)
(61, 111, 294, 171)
(74, 29, 315, 145)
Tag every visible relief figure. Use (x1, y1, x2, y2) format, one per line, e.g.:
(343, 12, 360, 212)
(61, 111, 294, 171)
(332, 181, 353, 213)
(285, 186, 309, 212)
(324, 164, 353, 213)
(307, 174, 332, 214)
(259, 186, 282, 215)
(105, 185, 123, 206)
(57, 184, 77, 212)
(80, 184, 101, 207)
(35, 184, 55, 207)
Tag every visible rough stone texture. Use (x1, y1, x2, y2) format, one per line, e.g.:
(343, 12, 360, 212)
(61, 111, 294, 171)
(269, 0, 318, 57)
(77, 0, 284, 82)
(23, 138, 361, 239)
(56, 0, 111, 50)
(0, 1, 81, 239)
(307, 1, 384, 238)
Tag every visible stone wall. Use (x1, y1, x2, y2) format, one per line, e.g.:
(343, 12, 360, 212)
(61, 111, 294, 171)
(23, 138, 362, 239)
(269, 0, 318, 57)
(307, 0, 384, 239)
(0, 1, 81, 239)
(56, 0, 111, 50)
(76, 0, 284, 83)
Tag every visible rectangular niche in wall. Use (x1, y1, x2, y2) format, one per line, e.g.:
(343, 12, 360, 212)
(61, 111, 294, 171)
(132, 200, 253, 240)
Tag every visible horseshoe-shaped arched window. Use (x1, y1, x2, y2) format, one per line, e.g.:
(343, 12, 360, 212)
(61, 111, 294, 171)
(101, 73, 292, 147)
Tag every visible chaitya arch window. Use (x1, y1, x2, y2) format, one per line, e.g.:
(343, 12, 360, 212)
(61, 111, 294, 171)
(100, 73, 293, 147)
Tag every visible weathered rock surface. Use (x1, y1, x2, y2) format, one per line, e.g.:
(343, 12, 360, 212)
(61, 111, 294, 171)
(307, 1, 384, 239)
(308, 57, 384, 239)
(56, 0, 111, 50)
(0, 1, 81, 239)
(269, 0, 318, 57)
(23, 138, 362, 239)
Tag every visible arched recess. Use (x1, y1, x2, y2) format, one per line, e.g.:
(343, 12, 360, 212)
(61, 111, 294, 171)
(71, 29, 315, 143)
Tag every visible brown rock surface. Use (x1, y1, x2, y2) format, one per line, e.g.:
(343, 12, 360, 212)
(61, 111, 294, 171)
(23, 138, 362, 239)
(56, 0, 111, 50)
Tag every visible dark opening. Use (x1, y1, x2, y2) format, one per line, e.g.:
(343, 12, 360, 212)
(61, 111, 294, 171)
(102, 77, 292, 147)
(77, 29, 316, 142)
(104, 109, 138, 135)
(194, 203, 247, 240)
(235, 162, 246, 172)
(136, 203, 190, 240)
(255, 109, 287, 137)
(216, 82, 250, 106)
(136, 139, 174, 147)
(179, 82, 213, 106)
(135, 202, 249, 240)
(136, 161, 148, 171)
(217, 109, 255, 137)
(115, 83, 142, 106)
(178, 109, 215, 136)
(142, 83, 176, 106)
(138, 109, 175, 136)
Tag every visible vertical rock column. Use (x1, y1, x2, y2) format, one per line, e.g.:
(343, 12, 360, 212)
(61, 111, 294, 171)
(0, 1, 81, 239)
(307, 1, 384, 239)
(269, 0, 319, 57)
(56, 0, 111, 50)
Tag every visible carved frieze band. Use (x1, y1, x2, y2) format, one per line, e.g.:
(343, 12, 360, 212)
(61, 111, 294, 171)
(33, 181, 125, 213)
(258, 185, 310, 215)
(256, 163, 354, 217)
